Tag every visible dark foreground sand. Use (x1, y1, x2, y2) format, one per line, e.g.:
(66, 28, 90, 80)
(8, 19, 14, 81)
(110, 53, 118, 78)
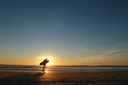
(0, 71, 128, 85)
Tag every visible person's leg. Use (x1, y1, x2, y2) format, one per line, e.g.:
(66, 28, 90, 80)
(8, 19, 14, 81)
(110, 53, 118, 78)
(42, 64, 47, 72)
(42, 65, 45, 71)
(44, 65, 46, 71)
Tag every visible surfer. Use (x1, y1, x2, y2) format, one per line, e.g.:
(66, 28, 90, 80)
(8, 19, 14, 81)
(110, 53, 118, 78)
(40, 58, 49, 72)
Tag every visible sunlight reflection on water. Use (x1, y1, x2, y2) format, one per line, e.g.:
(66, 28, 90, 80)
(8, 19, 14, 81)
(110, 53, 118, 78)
(45, 70, 48, 73)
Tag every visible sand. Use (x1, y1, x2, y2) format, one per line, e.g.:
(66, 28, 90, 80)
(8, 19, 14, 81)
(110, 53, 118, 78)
(0, 71, 128, 85)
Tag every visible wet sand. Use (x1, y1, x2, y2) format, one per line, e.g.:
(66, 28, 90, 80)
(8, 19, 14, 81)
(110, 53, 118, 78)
(0, 71, 128, 85)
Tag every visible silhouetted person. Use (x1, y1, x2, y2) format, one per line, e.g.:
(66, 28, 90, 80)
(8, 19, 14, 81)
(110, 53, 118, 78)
(40, 58, 49, 72)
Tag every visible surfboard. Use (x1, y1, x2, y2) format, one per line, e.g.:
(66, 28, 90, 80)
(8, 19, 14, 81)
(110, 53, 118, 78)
(40, 60, 49, 65)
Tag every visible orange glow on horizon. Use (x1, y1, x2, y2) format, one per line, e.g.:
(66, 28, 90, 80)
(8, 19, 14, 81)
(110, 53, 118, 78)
(1, 55, 128, 65)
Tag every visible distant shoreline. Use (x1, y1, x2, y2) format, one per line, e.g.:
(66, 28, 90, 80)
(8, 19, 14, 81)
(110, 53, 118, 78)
(0, 64, 128, 67)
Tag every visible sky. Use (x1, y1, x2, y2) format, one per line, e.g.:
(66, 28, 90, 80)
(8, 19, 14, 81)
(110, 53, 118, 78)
(0, 0, 128, 65)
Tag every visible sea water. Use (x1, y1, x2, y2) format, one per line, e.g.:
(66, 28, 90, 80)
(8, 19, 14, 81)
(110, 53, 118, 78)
(0, 65, 128, 72)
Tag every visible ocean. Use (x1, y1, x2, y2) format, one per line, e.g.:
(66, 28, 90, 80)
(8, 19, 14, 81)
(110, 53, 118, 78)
(0, 65, 128, 72)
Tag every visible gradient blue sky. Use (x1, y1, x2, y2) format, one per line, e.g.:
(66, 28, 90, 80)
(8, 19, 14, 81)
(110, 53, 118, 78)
(0, 0, 128, 65)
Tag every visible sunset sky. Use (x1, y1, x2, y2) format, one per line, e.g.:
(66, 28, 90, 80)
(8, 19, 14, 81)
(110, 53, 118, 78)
(1, 0, 128, 65)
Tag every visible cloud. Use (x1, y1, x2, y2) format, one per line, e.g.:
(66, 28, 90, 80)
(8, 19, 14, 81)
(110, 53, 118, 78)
(113, 42, 128, 48)
(36, 56, 55, 59)
(79, 50, 119, 62)
(63, 40, 128, 65)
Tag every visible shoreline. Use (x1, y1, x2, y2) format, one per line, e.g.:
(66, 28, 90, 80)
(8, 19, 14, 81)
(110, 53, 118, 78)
(0, 71, 128, 85)
(0, 70, 128, 72)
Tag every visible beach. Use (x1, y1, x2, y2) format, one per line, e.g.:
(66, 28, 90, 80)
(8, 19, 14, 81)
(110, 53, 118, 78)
(0, 71, 128, 85)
